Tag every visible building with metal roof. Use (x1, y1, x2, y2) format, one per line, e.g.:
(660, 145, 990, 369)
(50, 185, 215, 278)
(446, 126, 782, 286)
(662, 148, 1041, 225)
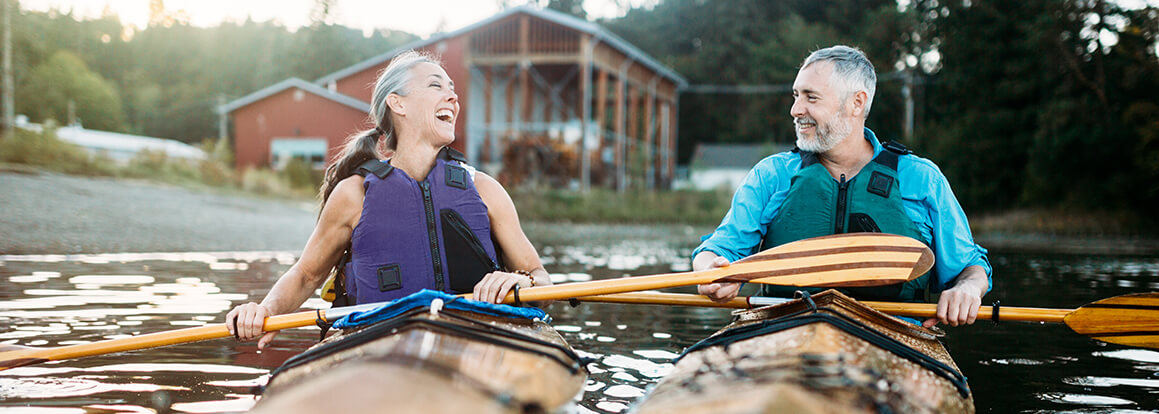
(220, 6, 685, 191)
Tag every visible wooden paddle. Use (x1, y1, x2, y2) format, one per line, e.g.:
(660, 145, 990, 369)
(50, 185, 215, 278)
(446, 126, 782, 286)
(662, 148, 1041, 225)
(0, 233, 930, 371)
(471, 232, 934, 304)
(575, 291, 1159, 349)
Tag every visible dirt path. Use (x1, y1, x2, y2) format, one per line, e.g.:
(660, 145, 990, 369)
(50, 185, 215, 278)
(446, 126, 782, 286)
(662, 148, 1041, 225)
(0, 170, 317, 254)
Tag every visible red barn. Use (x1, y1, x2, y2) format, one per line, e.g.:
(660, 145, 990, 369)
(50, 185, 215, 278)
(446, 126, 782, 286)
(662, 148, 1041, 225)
(220, 6, 686, 191)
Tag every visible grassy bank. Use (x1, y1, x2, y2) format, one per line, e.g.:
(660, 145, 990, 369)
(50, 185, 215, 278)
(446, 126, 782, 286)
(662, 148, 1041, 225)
(509, 187, 732, 225)
(0, 127, 322, 201)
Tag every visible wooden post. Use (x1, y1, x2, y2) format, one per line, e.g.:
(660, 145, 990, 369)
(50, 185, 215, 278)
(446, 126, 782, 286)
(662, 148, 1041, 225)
(517, 15, 530, 141)
(627, 86, 639, 190)
(483, 66, 493, 163)
(660, 101, 671, 189)
(579, 36, 595, 192)
(614, 72, 625, 192)
(668, 96, 679, 189)
(644, 80, 656, 191)
(595, 68, 608, 185)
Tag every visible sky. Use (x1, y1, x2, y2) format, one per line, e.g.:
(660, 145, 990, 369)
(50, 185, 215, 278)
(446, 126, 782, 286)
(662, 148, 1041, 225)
(19, 0, 659, 38)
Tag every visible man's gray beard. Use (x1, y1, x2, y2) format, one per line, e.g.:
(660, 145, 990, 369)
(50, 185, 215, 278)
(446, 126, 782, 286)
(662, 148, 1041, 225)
(795, 115, 852, 153)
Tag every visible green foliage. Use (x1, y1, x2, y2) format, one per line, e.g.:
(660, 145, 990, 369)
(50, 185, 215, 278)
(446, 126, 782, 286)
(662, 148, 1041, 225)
(910, 0, 1159, 214)
(0, 126, 119, 175)
(240, 167, 293, 196)
(281, 158, 323, 192)
(4, 2, 417, 143)
(16, 51, 127, 131)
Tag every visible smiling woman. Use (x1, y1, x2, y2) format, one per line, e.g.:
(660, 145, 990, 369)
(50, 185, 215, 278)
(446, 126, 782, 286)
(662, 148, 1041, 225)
(224, 49, 554, 352)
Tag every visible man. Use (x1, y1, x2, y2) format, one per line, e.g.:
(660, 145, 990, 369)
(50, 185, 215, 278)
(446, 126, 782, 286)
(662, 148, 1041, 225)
(694, 45, 991, 327)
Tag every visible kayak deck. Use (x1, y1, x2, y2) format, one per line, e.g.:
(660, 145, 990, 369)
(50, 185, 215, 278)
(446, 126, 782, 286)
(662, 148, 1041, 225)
(634, 290, 974, 414)
(253, 307, 586, 414)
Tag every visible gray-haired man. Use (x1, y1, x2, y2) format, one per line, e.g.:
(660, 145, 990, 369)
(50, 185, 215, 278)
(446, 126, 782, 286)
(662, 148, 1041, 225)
(693, 45, 991, 327)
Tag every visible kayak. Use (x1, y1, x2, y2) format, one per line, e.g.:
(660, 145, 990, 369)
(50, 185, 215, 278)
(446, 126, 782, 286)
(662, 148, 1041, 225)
(250, 291, 587, 414)
(633, 289, 974, 414)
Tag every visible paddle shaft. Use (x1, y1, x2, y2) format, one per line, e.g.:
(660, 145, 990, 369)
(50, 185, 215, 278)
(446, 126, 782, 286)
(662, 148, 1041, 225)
(577, 292, 1071, 323)
(0, 303, 385, 371)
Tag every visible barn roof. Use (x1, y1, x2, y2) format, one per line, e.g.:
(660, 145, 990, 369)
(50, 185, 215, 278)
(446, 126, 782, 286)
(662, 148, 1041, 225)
(219, 77, 370, 114)
(314, 5, 687, 88)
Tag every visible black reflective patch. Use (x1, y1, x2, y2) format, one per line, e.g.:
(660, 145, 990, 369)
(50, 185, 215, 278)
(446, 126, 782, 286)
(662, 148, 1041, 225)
(377, 264, 402, 292)
(446, 164, 467, 189)
(868, 171, 893, 198)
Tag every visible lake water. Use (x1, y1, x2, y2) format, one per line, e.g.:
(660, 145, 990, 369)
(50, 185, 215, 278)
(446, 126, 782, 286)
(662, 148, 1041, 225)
(2, 225, 1158, 413)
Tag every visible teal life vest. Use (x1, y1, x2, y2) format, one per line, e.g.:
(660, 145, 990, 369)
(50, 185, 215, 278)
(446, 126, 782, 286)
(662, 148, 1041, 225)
(761, 142, 931, 302)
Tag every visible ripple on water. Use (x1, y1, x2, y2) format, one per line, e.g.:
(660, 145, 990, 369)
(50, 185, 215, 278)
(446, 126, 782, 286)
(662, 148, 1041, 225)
(602, 384, 645, 398)
(1, 363, 268, 377)
(633, 349, 680, 360)
(594, 401, 630, 413)
(169, 395, 257, 413)
(1094, 349, 1159, 364)
(9, 271, 62, 283)
(1062, 376, 1159, 388)
(986, 357, 1051, 366)
(601, 354, 674, 378)
(1036, 392, 1135, 406)
(0, 377, 187, 399)
(68, 275, 156, 285)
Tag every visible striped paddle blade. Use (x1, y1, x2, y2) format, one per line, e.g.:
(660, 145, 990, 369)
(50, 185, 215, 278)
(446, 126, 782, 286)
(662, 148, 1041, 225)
(720, 233, 934, 287)
(1064, 293, 1159, 349)
(495, 233, 933, 304)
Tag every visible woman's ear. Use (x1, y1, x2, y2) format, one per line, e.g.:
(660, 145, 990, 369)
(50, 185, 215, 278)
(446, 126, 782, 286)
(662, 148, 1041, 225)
(386, 93, 406, 116)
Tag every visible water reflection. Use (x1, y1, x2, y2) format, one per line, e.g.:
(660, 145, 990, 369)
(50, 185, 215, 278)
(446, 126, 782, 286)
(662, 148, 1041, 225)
(2, 234, 1158, 413)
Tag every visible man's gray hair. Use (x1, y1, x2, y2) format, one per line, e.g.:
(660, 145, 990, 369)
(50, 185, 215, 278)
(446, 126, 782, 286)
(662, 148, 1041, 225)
(802, 45, 876, 117)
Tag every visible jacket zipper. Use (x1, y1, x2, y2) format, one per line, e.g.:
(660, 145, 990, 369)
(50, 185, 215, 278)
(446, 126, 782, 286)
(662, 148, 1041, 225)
(835, 174, 848, 234)
(420, 181, 445, 291)
(443, 209, 499, 271)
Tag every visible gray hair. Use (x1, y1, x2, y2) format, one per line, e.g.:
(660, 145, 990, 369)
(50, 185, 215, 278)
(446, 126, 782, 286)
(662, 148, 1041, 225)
(321, 50, 441, 205)
(368, 50, 442, 151)
(802, 45, 876, 117)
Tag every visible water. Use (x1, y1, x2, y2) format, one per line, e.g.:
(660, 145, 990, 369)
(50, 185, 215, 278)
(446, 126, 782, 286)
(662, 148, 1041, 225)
(2, 228, 1158, 413)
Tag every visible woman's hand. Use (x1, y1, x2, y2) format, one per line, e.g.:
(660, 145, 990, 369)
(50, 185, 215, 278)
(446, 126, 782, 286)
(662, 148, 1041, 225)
(225, 302, 279, 350)
(472, 271, 533, 304)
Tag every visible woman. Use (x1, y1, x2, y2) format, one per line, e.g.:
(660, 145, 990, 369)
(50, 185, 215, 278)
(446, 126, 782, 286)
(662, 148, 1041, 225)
(226, 51, 550, 350)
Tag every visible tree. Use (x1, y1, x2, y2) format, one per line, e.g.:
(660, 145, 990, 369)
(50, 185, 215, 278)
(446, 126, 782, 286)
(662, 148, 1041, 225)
(17, 50, 125, 131)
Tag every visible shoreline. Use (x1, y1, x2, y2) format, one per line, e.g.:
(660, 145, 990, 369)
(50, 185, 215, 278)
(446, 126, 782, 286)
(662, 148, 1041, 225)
(2, 170, 1157, 256)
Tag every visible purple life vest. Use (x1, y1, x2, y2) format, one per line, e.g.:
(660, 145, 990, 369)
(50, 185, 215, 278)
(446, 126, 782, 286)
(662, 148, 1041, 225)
(345, 148, 500, 304)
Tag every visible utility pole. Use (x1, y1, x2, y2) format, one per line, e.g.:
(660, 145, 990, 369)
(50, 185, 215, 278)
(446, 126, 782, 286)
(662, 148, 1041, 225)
(217, 94, 227, 144)
(3, 0, 15, 137)
(902, 70, 914, 141)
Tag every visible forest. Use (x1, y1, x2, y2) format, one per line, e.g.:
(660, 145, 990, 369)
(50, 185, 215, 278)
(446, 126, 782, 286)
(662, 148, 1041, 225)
(2, 0, 1157, 220)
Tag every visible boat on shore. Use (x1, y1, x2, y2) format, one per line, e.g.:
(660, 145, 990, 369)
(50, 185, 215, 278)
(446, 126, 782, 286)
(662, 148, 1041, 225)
(633, 289, 974, 414)
(250, 291, 587, 414)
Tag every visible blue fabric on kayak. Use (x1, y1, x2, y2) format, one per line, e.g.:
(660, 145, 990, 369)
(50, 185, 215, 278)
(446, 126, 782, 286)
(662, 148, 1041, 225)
(332, 289, 549, 329)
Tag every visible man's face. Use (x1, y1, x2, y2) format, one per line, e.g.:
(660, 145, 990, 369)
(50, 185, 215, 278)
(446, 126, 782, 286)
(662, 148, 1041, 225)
(790, 61, 853, 153)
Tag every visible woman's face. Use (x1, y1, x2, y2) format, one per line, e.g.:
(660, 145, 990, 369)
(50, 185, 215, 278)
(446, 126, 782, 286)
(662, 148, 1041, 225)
(395, 62, 459, 148)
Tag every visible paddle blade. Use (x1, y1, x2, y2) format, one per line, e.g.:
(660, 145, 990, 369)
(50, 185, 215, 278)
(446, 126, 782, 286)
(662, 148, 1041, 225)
(0, 344, 48, 370)
(1064, 293, 1159, 348)
(719, 233, 933, 287)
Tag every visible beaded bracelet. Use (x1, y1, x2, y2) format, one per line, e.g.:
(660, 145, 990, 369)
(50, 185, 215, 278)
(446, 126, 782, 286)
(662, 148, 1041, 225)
(513, 270, 535, 287)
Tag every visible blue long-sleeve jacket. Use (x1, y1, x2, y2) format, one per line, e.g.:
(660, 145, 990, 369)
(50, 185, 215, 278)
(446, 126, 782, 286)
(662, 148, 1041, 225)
(693, 128, 992, 294)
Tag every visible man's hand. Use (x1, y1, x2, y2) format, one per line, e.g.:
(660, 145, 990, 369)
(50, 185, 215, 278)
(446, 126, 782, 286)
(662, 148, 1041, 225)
(693, 252, 741, 303)
(923, 265, 988, 328)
